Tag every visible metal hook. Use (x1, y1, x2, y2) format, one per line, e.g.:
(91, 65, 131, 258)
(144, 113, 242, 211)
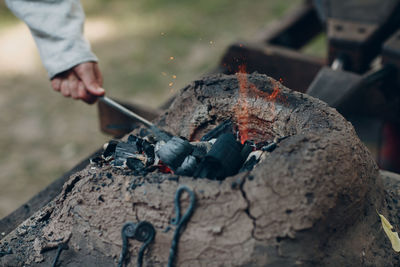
(118, 221, 155, 267)
(168, 186, 196, 267)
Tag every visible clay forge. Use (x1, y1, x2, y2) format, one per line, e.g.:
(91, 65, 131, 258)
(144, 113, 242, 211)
(1, 73, 399, 266)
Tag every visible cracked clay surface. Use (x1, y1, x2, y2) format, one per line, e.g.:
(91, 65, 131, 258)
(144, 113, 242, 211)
(1, 73, 397, 266)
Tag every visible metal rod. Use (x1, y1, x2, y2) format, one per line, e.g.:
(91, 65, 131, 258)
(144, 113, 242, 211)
(99, 96, 154, 128)
(99, 96, 171, 141)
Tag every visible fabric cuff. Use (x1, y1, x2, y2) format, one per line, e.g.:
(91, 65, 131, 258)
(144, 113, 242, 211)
(48, 53, 98, 79)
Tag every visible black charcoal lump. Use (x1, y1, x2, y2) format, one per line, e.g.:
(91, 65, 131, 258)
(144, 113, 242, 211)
(194, 133, 243, 180)
(175, 155, 198, 176)
(103, 140, 119, 158)
(114, 142, 139, 166)
(190, 141, 212, 159)
(156, 137, 193, 170)
(200, 120, 234, 141)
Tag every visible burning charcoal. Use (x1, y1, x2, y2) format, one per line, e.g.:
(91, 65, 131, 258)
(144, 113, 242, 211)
(200, 120, 234, 141)
(126, 158, 145, 172)
(194, 133, 243, 180)
(190, 141, 213, 159)
(157, 163, 172, 174)
(156, 137, 193, 170)
(175, 155, 198, 176)
(103, 140, 119, 158)
(114, 142, 139, 166)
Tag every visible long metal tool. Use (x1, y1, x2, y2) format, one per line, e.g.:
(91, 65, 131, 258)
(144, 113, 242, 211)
(100, 96, 154, 128)
(99, 96, 171, 141)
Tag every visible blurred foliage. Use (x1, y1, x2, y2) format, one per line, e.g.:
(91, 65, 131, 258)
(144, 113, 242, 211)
(0, 2, 17, 27)
(301, 33, 327, 57)
(78, 0, 304, 101)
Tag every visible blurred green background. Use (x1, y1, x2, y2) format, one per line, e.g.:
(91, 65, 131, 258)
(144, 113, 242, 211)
(0, 0, 326, 218)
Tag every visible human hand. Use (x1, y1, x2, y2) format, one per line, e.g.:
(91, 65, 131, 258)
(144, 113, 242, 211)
(51, 62, 105, 104)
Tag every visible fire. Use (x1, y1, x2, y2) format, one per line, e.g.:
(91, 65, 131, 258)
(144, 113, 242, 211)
(269, 80, 281, 100)
(235, 65, 250, 144)
(234, 64, 282, 144)
(157, 161, 173, 173)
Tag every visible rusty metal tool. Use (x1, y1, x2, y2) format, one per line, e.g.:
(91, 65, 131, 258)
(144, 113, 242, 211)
(99, 96, 171, 141)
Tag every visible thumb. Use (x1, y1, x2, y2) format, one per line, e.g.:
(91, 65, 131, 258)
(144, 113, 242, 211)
(74, 62, 105, 96)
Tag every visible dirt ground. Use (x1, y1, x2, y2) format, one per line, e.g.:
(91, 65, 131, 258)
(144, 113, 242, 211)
(0, 0, 328, 218)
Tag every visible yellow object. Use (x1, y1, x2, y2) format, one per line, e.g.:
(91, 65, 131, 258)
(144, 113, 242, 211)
(378, 212, 400, 252)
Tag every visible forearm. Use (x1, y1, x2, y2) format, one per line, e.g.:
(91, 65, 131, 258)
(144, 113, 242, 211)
(5, 0, 97, 79)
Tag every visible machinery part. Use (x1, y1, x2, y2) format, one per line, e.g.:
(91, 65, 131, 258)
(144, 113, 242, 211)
(306, 66, 362, 107)
(324, 0, 400, 73)
(383, 29, 400, 86)
(307, 64, 395, 109)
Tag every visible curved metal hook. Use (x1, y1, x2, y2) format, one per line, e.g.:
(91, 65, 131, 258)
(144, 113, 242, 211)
(118, 221, 155, 267)
(168, 185, 196, 267)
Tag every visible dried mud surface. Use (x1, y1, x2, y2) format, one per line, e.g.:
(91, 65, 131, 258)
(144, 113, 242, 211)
(1, 73, 398, 266)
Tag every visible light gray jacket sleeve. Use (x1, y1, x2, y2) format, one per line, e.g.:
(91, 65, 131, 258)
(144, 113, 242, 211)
(5, 0, 98, 79)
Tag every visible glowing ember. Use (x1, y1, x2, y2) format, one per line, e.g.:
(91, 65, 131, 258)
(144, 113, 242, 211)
(235, 65, 250, 144)
(157, 162, 173, 174)
(234, 64, 282, 144)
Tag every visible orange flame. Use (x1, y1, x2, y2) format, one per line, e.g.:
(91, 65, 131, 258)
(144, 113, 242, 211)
(235, 65, 250, 144)
(234, 65, 282, 143)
